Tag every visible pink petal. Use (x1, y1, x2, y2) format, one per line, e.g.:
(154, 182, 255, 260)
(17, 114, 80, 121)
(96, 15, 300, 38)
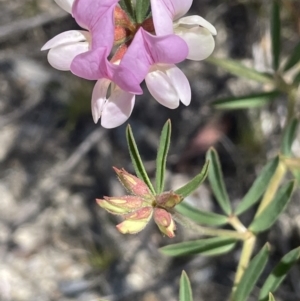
(41, 30, 90, 51)
(91, 79, 111, 123)
(54, 0, 74, 13)
(114, 29, 188, 93)
(101, 85, 135, 129)
(47, 42, 89, 71)
(70, 47, 115, 80)
(150, 0, 192, 35)
(72, 0, 118, 49)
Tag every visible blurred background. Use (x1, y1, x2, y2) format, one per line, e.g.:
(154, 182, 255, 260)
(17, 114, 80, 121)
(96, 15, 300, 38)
(0, 0, 300, 300)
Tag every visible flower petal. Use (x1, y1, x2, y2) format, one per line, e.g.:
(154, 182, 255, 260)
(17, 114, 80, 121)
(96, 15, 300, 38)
(47, 41, 89, 71)
(175, 26, 215, 61)
(146, 67, 180, 109)
(175, 15, 217, 36)
(115, 28, 188, 94)
(91, 79, 110, 123)
(54, 0, 74, 13)
(165, 65, 191, 106)
(117, 207, 153, 234)
(41, 30, 90, 51)
(101, 86, 135, 129)
(71, 47, 114, 80)
(96, 196, 144, 215)
(150, 0, 192, 35)
(153, 208, 176, 238)
(72, 0, 118, 49)
(146, 64, 191, 108)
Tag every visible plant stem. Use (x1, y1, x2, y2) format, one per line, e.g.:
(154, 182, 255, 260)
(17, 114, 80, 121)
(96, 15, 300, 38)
(230, 234, 256, 299)
(228, 215, 247, 233)
(255, 159, 286, 217)
(173, 212, 247, 240)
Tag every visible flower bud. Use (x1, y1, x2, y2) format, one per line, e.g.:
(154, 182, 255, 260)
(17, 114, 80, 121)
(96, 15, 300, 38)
(113, 167, 153, 197)
(96, 196, 144, 215)
(117, 207, 153, 234)
(156, 191, 183, 209)
(153, 208, 176, 238)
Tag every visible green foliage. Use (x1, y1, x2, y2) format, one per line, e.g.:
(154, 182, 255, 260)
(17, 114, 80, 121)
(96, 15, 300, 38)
(281, 118, 299, 157)
(259, 247, 300, 301)
(176, 202, 228, 226)
(155, 120, 171, 194)
(233, 244, 270, 301)
(175, 161, 209, 198)
(213, 91, 279, 110)
(119, 0, 135, 21)
(135, 0, 150, 23)
(126, 124, 156, 194)
(283, 40, 300, 72)
(160, 237, 237, 257)
(235, 156, 279, 215)
(206, 56, 273, 83)
(249, 181, 295, 233)
(179, 271, 193, 301)
(206, 148, 232, 215)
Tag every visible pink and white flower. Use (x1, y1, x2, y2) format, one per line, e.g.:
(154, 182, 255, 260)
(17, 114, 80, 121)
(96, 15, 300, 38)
(145, 0, 217, 108)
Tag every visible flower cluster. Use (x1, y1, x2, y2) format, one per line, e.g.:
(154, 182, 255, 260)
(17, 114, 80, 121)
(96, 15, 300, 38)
(42, 0, 216, 128)
(97, 168, 183, 238)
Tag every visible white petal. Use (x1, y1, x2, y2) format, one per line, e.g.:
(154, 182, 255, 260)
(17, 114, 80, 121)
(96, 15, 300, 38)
(175, 16, 217, 35)
(145, 66, 180, 109)
(54, 0, 74, 13)
(172, 0, 193, 20)
(175, 26, 215, 61)
(47, 41, 89, 71)
(91, 79, 111, 123)
(101, 87, 135, 128)
(165, 66, 191, 106)
(41, 30, 90, 51)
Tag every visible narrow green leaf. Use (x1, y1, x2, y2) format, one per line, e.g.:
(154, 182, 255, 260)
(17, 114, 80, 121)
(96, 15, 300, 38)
(235, 157, 279, 215)
(175, 161, 209, 198)
(283, 40, 300, 72)
(160, 237, 237, 257)
(271, 0, 281, 71)
(180, 271, 193, 301)
(269, 293, 276, 301)
(135, 0, 150, 23)
(126, 125, 155, 194)
(119, 0, 135, 22)
(176, 202, 228, 226)
(233, 244, 270, 301)
(259, 247, 300, 301)
(281, 118, 299, 157)
(213, 91, 279, 110)
(206, 56, 273, 84)
(155, 120, 171, 194)
(206, 148, 232, 215)
(293, 71, 300, 85)
(249, 181, 295, 233)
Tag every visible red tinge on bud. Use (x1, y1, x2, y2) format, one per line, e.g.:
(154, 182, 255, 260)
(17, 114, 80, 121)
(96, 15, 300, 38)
(153, 208, 176, 238)
(113, 167, 153, 197)
(156, 191, 183, 209)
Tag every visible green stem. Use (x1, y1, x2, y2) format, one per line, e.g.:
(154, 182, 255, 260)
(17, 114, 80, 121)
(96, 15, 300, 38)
(255, 160, 286, 217)
(173, 212, 247, 240)
(230, 234, 256, 299)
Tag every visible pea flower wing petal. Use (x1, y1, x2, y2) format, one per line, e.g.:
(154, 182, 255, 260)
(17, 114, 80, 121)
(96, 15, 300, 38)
(145, 64, 191, 108)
